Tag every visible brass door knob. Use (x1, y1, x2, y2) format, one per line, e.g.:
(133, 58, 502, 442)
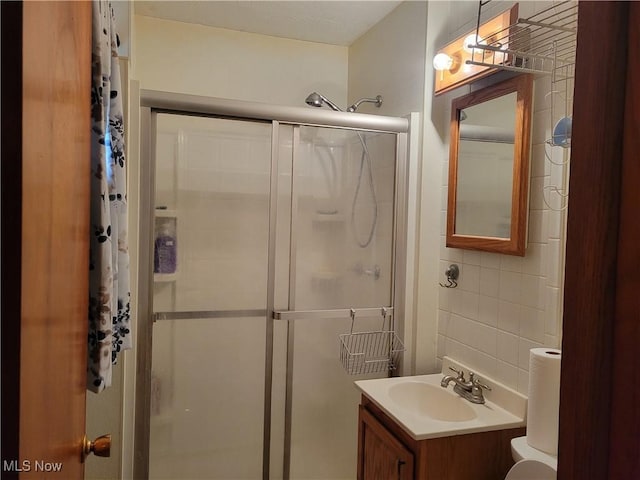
(82, 434, 111, 462)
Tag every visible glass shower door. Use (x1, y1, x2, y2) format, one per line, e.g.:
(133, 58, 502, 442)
(281, 126, 398, 480)
(149, 114, 272, 479)
(146, 114, 401, 480)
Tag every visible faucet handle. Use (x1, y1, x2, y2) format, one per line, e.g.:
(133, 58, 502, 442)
(470, 372, 492, 391)
(449, 366, 465, 380)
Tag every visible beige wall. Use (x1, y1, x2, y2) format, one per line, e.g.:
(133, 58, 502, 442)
(134, 15, 349, 108)
(420, 1, 569, 394)
(348, 1, 427, 117)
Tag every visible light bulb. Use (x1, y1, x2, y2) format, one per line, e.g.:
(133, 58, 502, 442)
(463, 34, 485, 53)
(433, 53, 454, 71)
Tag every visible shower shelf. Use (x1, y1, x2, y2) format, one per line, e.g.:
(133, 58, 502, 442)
(311, 272, 343, 289)
(312, 213, 345, 223)
(154, 273, 178, 283)
(155, 208, 177, 218)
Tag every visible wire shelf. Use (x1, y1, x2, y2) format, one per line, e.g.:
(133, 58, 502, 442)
(466, 1, 577, 212)
(339, 308, 405, 375)
(466, 1, 578, 80)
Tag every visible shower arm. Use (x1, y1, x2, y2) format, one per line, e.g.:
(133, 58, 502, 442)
(347, 95, 383, 113)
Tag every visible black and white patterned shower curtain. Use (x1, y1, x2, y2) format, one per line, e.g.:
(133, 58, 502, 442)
(88, 0, 131, 393)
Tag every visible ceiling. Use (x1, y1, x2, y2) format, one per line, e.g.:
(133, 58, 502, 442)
(134, 1, 404, 46)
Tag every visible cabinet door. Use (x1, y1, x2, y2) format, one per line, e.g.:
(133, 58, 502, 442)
(358, 406, 414, 480)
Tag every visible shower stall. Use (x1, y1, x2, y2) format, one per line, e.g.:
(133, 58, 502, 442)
(135, 91, 411, 480)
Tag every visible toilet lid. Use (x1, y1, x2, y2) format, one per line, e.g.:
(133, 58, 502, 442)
(505, 459, 557, 480)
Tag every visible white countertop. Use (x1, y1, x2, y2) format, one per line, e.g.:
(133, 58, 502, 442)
(355, 357, 527, 441)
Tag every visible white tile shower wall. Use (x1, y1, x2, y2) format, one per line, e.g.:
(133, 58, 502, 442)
(434, 2, 568, 395)
(293, 130, 396, 311)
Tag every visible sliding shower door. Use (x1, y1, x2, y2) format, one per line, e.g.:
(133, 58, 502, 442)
(149, 114, 272, 479)
(143, 107, 403, 480)
(280, 126, 397, 480)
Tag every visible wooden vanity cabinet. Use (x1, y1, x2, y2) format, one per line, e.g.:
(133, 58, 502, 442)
(357, 396, 526, 480)
(359, 405, 415, 479)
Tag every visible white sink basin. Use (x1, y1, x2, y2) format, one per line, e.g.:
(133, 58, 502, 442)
(388, 381, 477, 422)
(355, 357, 527, 440)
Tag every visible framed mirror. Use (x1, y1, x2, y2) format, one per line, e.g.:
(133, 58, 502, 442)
(446, 74, 533, 256)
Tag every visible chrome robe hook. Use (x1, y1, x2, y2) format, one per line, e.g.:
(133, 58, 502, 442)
(439, 264, 459, 288)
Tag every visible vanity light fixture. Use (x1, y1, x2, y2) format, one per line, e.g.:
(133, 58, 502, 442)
(433, 4, 518, 95)
(463, 34, 486, 54)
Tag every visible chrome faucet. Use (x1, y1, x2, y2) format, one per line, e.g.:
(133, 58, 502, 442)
(441, 367, 492, 404)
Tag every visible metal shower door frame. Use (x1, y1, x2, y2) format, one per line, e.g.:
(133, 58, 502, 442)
(135, 91, 409, 480)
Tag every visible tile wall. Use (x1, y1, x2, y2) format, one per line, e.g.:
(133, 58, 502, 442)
(434, 2, 571, 395)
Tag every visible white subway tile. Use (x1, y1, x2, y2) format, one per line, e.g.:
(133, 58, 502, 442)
(544, 334, 560, 349)
(521, 274, 545, 309)
(545, 286, 561, 336)
(498, 301, 521, 335)
(463, 250, 481, 266)
(479, 267, 500, 298)
(517, 368, 530, 395)
(450, 288, 464, 316)
(532, 108, 551, 145)
(438, 310, 451, 335)
(439, 235, 449, 260)
(437, 334, 446, 359)
(478, 295, 499, 327)
(547, 238, 562, 287)
(441, 161, 450, 186)
(528, 209, 549, 244)
(447, 247, 464, 263)
(530, 144, 548, 178)
(446, 338, 474, 368)
(458, 291, 480, 320)
(497, 330, 519, 365)
(522, 244, 547, 276)
(480, 252, 501, 269)
(501, 254, 523, 273)
(499, 271, 522, 303)
(460, 264, 480, 293)
(439, 286, 451, 312)
(441, 186, 449, 211)
(468, 349, 498, 379)
(533, 75, 552, 110)
(529, 176, 546, 211)
(518, 338, 544, 370)
(548, 209, 564, 240)
(520, 306, 546, 343)
(496, 360, 519, 390)
(469, 320, 497, 357)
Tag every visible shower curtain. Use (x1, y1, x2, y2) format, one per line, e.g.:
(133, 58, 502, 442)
(87, 0, 131, 393)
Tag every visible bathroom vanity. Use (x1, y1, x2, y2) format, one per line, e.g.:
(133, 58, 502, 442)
(358, 396, 524, 479)
(355, 358, 527, 480)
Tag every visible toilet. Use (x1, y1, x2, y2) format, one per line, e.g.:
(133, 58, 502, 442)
(504, 436, 558, 479)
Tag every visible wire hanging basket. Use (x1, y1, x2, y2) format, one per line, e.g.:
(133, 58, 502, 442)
(339, 308, 405, 375)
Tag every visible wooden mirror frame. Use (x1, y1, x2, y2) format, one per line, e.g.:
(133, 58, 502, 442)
(446, 74, 533, 256)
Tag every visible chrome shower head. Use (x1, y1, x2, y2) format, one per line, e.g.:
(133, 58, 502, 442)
(305, 92, 342, 112)
(305, 92, 324, 108)
(347, 95, 383, 113)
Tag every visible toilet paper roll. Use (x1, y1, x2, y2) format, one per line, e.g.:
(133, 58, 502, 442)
(526, 348, 561, 455)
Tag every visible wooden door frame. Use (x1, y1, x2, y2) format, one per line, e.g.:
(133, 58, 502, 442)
(558, 2, 639, 479)
(1, 2, 92, 478)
